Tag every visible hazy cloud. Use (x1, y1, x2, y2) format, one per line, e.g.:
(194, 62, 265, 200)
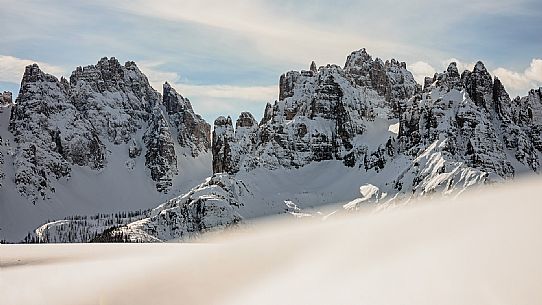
(100, 0, 435, 67)
(0, 55, 66, 84)
(525, 59, 542, 82)
(410, 62, 436, 85)
(443, 58, 476, 73)
(138, 61, 182, 88)
(177, 84, 277, 102)
(138, 62, 277, 121)
(493, 59, 542, 97)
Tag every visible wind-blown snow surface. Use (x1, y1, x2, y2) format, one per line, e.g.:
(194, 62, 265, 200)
(2, 178, 541, 305)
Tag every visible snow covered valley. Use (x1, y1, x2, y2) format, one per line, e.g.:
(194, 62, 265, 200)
(2, 177, 541, 305)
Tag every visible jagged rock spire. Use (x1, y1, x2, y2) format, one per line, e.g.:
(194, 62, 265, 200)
(447, 62, 460, 76)
(310, 61, 317, 73)
(344, 48, 372, 68)
(464, 60, 493, 110)
(0, 91, 12, 106)
(236, 112, 257, 128)
(144, 107, 178, 193)
(163, 81, 193, 114)
(474, 61, 488, 73)
(162, 82, 210, 156)
(212, 116, 234, 174)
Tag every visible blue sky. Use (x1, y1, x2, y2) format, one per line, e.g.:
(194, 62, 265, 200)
(1, 0, 541, 123)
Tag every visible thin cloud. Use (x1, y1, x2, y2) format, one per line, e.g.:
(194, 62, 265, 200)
(100, 0, 428, 67)
(98, 0, 535, 69)
(177, 84, 277, 101)
(139, 62, 277, 101)
(138, 61, 181, 88)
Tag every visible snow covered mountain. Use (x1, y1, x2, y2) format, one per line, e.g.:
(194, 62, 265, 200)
(0, 58, 212, 242)
(6, 49, 542, 243)
(26, 49, 542, 244)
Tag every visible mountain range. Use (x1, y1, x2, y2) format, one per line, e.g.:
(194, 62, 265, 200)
(0, 49, 540, 243)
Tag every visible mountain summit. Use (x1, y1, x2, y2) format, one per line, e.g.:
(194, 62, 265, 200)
(0, 58, 212, 241)
(1, 49, 541, 243)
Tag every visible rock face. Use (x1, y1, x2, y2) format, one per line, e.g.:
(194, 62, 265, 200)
(343, 49, 419, 116)
(1, 91, 12, 106)
(162, 82, 211, 157)
(144, 108, 178, 192)
(93, 174, 244, 242)
(8, 64, 103, 201)
(398, 61, 541, 187)
(397, 62, 513, 194)
(4, 58, 211, 203)
(212, 112, 258, 174)
(68, 58, 158, 144)
(0, 91, 13, 190)
(213, 49, 419, 174)
(212, 53, 542, 195)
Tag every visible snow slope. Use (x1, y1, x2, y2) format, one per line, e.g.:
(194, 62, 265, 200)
(2, 177, 541, 305)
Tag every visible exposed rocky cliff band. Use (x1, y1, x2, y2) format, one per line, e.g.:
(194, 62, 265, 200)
(4, 58, 211, 203)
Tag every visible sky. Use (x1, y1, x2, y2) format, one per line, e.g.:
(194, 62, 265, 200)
(1, 0, 541, 123)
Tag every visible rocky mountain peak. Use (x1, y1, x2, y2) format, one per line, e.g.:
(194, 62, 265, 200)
(163, 81, 193, 114)
(279, 71, 298, 101)
(464, 61, 494, 111)
(446, 62, 459, 76)
(212, 116, 234, 174)
(529, 87, 542, 99)
(209, 49, 542, 204)
(21, 64, 59, 85)
(261, 102, 274, 124)
(96, 56, 121, 69)
(310, 61, 317, 73)
(4, 57, 211, 203)
(124, 60, 138, 69)
(210, 49, 420, 176)
(343, 49, 418, 116)
(1, 91, 13, 106)
(344, 48, 372, 69)
(69, 57, 153, 105)
(429, 62, 462, 91)
(236, 112, 257, 128)
(162, 81, 210, 157)
(492, 77, 511, 118)
(386, 58, 407, 70)
(474, 61, 488, 73)
(214, 116, 233, 128)
(212, 112, 260, 175)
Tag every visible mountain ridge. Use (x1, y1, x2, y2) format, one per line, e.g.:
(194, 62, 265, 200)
(0, 57, 212, 241)
(1, 49, 541, 242)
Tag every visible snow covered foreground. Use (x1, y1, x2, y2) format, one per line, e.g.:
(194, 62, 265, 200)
(1, 178, 541, 305)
